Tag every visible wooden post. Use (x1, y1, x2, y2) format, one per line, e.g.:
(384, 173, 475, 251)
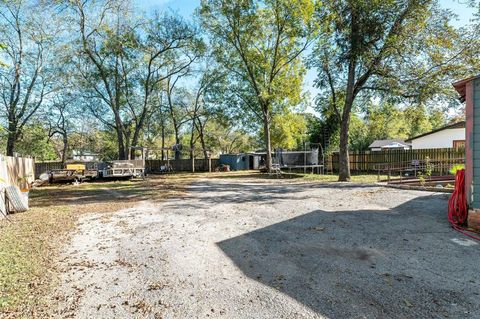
(191, 150, 195, 173)
(167, 149, 170, 171)
(388, 162, 391, 181)
(208, 156, 212, 173)
(303, 141, 307, 174)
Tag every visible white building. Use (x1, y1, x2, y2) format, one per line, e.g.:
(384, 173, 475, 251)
(406, 122, 465, 149)
(72, 150, 100, 162)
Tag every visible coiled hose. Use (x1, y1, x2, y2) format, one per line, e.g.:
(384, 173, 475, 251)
(448, 169, 480, 240)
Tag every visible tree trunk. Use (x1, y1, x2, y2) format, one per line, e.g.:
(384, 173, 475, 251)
(338, 20, 357, 182)
(116, 128, 126, 160)
(262, 106, 273, 173)
(161, 122, 165, 160)
(130, 114, 147, 159)
(124, 135, 131, 160)
(112, 109, 127, 160)
(61, 133, 68, 165)
(6, 131, 16, 157)
(197, 119, 208, 159)
(338, 113, 351, 181)
(189, 123, 195, 160)
(174, 128, 181, 160)
(130, 140, 137, 159)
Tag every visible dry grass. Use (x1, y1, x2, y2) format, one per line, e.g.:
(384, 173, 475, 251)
(298, 173, 390, 183)
(0, 174, 191, 318)
(0, 204, 74, 318)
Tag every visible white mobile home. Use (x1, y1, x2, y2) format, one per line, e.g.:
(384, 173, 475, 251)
(406, 122, 465, 149)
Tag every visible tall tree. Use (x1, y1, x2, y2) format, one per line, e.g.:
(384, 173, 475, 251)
(131, 12, 202, 158)
(312, 0, 464, 181)
(0, 1, 58, 155)
(189, 57, 226, 159)
(71, 0, 201, 159)
(46, 93, 76, 165)
(165, 73, 192, 159)
(199, 0, 316, 172)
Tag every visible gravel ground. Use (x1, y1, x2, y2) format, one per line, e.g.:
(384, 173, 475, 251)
(50, 177, 480, 319)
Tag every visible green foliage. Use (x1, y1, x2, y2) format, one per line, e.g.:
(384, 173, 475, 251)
(14, 125, 58, 161)
(310, 0, 465, 180)
(0, 0, 473, 163)
(200, 0, 316, 109)
(0, 42, 6, 67)
(203, 120, 257, 155)
(68, 129, 118, 161)
(418, 157, 433, 187)
(307, 101, 447, 152)
(270, 112, 307, 149)
(348, 114, 370, 151)
(450, 164, 465, 175)
(199, 0, 316, 167)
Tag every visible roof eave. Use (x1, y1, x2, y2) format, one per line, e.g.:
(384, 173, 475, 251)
(405, 121, 466, 142)
(453, 75, 480, 102)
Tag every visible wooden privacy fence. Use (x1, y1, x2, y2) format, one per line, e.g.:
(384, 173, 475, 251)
(34, 159, 220, 178)
(0, 155, 35, 217)
(0, 155, 35, 188)
(328, 148, 465, 174)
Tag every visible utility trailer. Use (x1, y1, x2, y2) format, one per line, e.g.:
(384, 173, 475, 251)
(48, 163, 98, 183)
(97, 160, 145, 179)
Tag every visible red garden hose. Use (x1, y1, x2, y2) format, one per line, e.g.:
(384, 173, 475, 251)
(448, 169, 480, 240)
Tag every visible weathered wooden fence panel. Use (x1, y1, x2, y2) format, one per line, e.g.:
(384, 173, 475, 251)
(328, 148, 464, 173)
(0, 155, 35, 188)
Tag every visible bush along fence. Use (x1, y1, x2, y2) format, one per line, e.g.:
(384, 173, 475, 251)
(326, 148, 465, 175)
(34, 159, 220, 178)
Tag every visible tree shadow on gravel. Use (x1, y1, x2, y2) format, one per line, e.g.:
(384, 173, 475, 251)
(217, 194, 480, 319)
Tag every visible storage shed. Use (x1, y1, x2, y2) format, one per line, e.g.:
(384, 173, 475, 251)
(219, 153, 260, 171)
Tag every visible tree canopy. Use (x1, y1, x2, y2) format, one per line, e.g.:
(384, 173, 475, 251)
(0, 0, 475, 173)
(199, 0, 317, 171)
(310, 0, 469, 180)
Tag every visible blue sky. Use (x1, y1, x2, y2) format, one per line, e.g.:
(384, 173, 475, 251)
(136, 0, 476, 25)
(135, 0, 477, 111)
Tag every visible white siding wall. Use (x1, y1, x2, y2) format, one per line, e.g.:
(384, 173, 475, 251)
(410, 128, 465, 149)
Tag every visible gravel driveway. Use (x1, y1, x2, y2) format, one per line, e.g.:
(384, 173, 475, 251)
(51, 177, 480, 319)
